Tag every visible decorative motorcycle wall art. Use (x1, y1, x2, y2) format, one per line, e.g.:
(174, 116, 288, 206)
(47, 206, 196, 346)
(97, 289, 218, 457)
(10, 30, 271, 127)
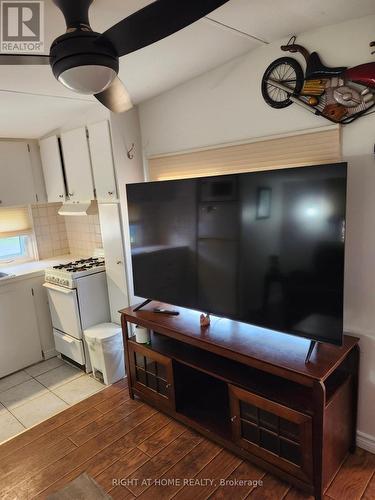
(261, 36, 375, 124)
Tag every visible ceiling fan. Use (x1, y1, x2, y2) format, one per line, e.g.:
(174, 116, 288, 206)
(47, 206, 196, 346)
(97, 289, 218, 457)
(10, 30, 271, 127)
(0, 0, 229, 112)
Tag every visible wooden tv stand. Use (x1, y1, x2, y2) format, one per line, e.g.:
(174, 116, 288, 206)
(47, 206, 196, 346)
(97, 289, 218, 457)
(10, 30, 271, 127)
(120, 303, 359, 500)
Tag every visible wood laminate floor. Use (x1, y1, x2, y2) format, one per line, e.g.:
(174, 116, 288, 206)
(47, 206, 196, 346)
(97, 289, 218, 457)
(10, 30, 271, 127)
(0, 379, 374, 500)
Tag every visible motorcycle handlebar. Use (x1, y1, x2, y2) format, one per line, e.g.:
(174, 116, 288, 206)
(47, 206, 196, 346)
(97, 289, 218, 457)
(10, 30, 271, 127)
(280, 43, 310, 62)
(280, 45, 297, 53)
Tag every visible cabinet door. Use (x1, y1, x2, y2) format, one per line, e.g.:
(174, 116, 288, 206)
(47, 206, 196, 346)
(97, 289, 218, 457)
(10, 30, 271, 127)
(229, 384, 313, 483)
(128, 341, 175, 410)
(39, 135, 66, 203)
(0, 141, 36, 206)
(61, 127, 94, 202)
(0, 281, 42, 378)
(98, 203, 128, 324)
(29, 276, 55, 359)
(87, 121, 117, 201)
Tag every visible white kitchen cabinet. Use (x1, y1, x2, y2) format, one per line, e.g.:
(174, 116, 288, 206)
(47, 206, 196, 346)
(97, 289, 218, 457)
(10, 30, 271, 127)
(88, 121, 118, 202)
(0, 141, 38, 206)
(98, 203, 129, 323)
(61, 127, 94, 202)
(29, 275, 56, 359)
(39, 135, 66, 203)
(0, 279, 43, 378)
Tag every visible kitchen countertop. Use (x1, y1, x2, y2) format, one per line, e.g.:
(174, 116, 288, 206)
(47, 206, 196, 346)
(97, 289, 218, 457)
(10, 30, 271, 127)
(0, 255, 77, 285)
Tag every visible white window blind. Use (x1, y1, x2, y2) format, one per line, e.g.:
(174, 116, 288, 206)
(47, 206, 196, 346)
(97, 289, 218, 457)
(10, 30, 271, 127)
(0, 207, 33, 238)
(148, 126, 342, 181)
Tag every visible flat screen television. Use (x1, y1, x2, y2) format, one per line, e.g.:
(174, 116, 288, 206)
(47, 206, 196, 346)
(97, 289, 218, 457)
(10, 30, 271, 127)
(126, 163, 347, 346)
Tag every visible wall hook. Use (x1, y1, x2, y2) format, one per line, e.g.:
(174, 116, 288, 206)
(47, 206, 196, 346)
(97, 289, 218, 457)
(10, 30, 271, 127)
(127, 143, 135, 159)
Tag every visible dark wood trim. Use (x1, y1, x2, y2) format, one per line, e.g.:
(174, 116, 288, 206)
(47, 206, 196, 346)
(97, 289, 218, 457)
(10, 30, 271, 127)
(312, 380, 326, 500)
(349, 344, 360, 453)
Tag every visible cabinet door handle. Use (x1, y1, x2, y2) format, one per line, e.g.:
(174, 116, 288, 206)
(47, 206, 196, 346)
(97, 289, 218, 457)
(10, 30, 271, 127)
(231, 415, 237, 422)
(116, 260, 123, 265)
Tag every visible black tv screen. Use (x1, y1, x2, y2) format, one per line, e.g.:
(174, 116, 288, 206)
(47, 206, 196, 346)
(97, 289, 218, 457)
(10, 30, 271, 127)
(126, 163, 347, 345)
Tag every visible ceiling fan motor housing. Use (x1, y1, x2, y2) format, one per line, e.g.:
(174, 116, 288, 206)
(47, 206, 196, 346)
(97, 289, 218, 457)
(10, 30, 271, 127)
(50, 31, 119, 94)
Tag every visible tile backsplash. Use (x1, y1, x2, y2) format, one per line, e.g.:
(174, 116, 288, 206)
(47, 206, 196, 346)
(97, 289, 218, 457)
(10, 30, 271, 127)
(32, 203, 69, 259)
(64, 213, 103, 257)
(32, 203, 103, 259)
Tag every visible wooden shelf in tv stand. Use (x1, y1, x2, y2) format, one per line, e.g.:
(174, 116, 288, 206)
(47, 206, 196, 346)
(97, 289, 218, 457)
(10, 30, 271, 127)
(120, 302, 359, 500)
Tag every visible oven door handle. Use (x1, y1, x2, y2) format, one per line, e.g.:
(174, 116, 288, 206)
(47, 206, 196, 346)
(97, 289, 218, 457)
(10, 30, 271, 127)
(43, 283, 75, 294)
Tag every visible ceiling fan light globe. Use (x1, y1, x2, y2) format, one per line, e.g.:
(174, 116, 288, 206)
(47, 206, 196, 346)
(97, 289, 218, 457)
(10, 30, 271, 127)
(58, 65, 117, 94)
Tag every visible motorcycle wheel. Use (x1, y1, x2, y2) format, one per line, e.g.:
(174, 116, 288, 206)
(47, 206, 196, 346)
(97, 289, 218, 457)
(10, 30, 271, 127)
(261, 57, 304, 109)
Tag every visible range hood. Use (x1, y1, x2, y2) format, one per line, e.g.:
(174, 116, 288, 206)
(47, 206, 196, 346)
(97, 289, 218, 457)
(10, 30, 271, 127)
(58, 201, 98, 216)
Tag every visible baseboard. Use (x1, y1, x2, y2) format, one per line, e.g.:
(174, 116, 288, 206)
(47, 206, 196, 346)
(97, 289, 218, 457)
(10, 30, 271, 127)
(357, 431, 375, 453)
(43, 348, 58, 360)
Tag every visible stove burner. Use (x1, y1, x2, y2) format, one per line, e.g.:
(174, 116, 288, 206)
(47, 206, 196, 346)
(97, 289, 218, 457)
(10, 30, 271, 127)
(51, 257, 105, 274)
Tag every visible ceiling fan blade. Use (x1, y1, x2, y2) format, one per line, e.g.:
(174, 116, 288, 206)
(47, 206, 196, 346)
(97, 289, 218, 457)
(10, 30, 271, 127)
(98, 0, 230, 57)
(0, 54, 50, 65)
(94, 77, 133, 113)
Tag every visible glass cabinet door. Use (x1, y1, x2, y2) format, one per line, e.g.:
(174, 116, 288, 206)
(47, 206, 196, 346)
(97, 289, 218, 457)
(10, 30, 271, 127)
(128, 341, 175, 410)
(229, 384, 313, 483)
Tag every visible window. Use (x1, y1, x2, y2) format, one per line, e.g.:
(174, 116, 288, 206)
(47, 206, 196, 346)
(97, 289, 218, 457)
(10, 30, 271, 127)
(0, 235, 32, 261)
(0, 207, 36, 263)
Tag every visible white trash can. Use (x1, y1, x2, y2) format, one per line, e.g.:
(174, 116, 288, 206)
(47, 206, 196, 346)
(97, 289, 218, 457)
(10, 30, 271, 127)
(84, 323, 125, 385)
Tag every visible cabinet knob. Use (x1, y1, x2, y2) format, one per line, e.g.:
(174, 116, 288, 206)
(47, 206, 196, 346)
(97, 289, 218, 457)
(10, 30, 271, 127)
(166, 383, 172, 389)
(230, 415, 237, 422)
(68, 193, 74, 197)
(59, 194, 64, 198)
(108, 191, 114, 196)
(116, 260, 123, 265)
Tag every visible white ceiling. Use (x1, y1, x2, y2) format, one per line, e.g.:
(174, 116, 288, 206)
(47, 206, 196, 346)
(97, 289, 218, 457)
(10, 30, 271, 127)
(1, 0, 375, 138)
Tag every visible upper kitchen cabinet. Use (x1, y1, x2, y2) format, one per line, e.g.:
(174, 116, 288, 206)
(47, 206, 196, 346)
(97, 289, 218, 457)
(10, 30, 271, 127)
(39, 135, 66, 203)
(0, 141, 38, 206)
(87, 120, 118, 202)
(61, 127, 95, 202)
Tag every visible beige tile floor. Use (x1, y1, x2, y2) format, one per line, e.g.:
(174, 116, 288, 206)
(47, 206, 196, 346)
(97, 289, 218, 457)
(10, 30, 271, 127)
(0, 357, 105, 444)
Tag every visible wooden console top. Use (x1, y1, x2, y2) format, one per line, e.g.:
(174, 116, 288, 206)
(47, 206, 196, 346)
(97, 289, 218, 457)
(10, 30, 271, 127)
(120, 303, 359, 386)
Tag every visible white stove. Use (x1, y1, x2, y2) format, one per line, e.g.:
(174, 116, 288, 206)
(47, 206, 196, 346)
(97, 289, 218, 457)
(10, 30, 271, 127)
(45, 257, 106, 289)
(44, 253, 110, 372)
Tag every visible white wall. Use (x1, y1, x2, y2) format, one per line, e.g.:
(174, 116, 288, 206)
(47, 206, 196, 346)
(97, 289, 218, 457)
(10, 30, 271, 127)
(139, 15, 375, 447)
(109, 108, 145, 306)
(140, 14, 375, 157)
